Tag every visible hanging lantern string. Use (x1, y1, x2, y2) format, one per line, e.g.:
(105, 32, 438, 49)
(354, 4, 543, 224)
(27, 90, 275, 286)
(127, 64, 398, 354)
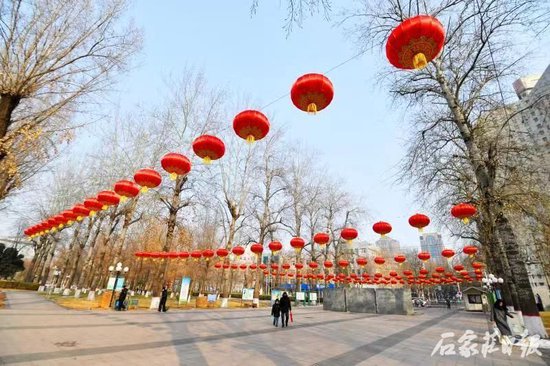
(259, 49, 369, 111)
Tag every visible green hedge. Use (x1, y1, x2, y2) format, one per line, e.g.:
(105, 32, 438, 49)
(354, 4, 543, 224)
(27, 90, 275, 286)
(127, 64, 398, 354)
(0, 281, 40, 291)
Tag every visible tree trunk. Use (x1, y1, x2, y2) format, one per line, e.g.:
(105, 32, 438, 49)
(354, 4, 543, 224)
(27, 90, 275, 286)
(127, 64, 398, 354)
(40, 237, 59, 286)
(57, 224, 81, 288)
(67, 218, 94, 288)
(113, 197, 139, 263)
(78, 215, 105, 287)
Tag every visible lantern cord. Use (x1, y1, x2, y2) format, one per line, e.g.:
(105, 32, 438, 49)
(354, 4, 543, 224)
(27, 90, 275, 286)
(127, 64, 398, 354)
(259, 48, 368, 111)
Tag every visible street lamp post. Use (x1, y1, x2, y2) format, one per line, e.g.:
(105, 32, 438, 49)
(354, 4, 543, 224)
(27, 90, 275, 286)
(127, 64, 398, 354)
(108, 262, 129, 309)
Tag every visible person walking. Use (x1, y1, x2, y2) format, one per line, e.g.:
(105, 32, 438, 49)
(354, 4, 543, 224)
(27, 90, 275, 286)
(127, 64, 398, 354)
(116, 285, 128, 311)
(445, 298, 451, 309)
(158, 286, 168, 312)
(491, 299, 514, 342)
(279, 292, 291, 327)
(536, 294, 544, 311)
(271, 299, 281, 327)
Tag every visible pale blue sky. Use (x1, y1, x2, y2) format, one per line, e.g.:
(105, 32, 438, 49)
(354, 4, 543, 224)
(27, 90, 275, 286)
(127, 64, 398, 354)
(2, 1, 549, 249)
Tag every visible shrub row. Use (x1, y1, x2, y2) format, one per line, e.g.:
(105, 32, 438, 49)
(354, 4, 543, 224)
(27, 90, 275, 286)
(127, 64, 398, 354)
(0, 281, 40, 291)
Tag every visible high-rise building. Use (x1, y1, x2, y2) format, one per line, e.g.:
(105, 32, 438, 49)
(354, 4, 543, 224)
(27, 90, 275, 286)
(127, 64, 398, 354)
(375, 236, 401, 256)
(419, 233, 444, 260)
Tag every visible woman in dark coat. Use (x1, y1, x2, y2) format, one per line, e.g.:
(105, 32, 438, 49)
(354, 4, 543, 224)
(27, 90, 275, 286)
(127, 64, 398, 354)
(158, 286, 168, 312)
(491, 299, 513, 337)
(117, 285, 128, 311)
(279, 292, 291, 327)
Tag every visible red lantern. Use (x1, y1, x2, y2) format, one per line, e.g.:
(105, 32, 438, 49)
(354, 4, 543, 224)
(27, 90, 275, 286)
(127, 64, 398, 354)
(356, 257, 368, 267)
(271, 263, 279, 270)
(231, 264, 238, 270)
(308, 262, 319, 269)
(290, 73, 334, 114)
(134, 168, 162, 192)
(290, 237, 305, 253)
(453, 264, 465, 271)
(214, 262, 222, 269)
(441, 249, 455, 259)
(451, 203, 477, 224)
(190, 250, 202, 261)
(233, 110, 270, 144)
(167, 252, 179, 259)
(386, 15, 445, 70)
(250, 243, 264, 255)
(97, 190, 120, 208)
(282, 263, 291, 270)
(419, 268, 429, 275)
(250, 264, 258, 270)
(178, 252, 189, 260)
(216, 248, 229, 258)
(417, 252, 431, 262)
(341, 227, 358, 244)
(394, 255, 406, 264)
(268, 241, 282, 253)
(192, 135, 225, 165)
(463, 245, 478, 257)
(373, 221, 392, 236)
(403, 270, 413, 276)
(435, 266, 445, 273)
(313, 233, 330, 245)
(62, 210, 77, 225)
(338, 259, 349, 268)
(161, 153, 192, 180)
(323, 260, 333, 269)
(84, 198, 103, 216)
(374, 256, 385, 265)
(408, 214, 430, 232)
(231, 246, 245, 257)
(389, 270, 398, 277)
(239, 264, 248, 271)
(472, 262, 484, 269)
(202, 249, 215, 260)
(114, 180, 140, 201)
(295, 263, 304, 270)
(259, 263, 267, 270)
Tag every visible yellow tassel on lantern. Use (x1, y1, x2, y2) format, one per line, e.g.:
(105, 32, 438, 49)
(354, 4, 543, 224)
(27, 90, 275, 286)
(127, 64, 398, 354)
(120, 196, 128, 203)
(169, 172, 177, 181)
(77, 216, 83, 222)
(68, 220, 74, 226)
(246, 135, 255, 144)
(346, 240, 353, 245)
(51, 227, 57, 233)
(203, 156, 212, 165)
(294, 248, 301, 254)
(462, 217, 470, 224)
(58, 224, 64, 229)
(45, 229, 50, 234)
(413, 53, 428, 69)
(307, 103, 318, 114)
(90, 211, 96, 217)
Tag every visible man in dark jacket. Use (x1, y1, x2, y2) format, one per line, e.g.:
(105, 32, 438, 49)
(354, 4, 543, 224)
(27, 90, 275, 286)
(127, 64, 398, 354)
(117, 285, 128, 311)
(158, 286, 168, 312)
(279, 292, 291, 327)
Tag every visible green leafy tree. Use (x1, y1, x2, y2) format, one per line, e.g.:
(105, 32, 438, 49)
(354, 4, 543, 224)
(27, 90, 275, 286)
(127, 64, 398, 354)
(0, 243, 24, 278)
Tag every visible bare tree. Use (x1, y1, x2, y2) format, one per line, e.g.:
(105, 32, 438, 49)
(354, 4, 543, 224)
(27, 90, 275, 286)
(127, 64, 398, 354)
(0, 0, 141, 201)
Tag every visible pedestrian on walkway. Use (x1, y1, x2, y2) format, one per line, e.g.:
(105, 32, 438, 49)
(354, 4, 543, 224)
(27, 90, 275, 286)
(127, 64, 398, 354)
(279, 292, 291, 327)
(116, 285, 128, 311)
(271, 299, 281, 327)
(491, 299, 513, 340)
(445, 298, 451, 309)
(158, 286, 168, 312)
(536, 294, 544, 311)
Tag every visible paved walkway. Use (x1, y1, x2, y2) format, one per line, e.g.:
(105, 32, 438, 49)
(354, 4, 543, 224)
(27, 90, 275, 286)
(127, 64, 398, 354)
(0, 290, 548, 365)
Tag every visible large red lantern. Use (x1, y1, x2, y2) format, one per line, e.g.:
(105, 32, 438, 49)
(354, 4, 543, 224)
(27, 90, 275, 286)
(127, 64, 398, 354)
(472, 262, 484, 270)
(250, 243, 264, 256)
(403, 270, 413, 276)
(435, 266, 445, 273)
(313, 233, 330, 245)
(417, 252, 431, 262)
(83, 198, 103, 216)
(233, 110, 270, 143)
(161, 153, 192, 180)
(290, 73, 334, 114)
(290, 237, 305, 253)
(62, 210, 77, 225)
(268, 241, 282, 253)
(202, 249, 215, 260)
(114, 180, 140, 201)
(308, 262, 319, 270)
(231, 246, 245, 258)
(374, 256, 385, 265)
(134, 168, 162, 192)
(178, 252, 189, 260)
(190, 250, 202, 261)
(341, 227, 358, 244)
(192, 135, 225, 165)
(282, 263, 291, 270)
(97, 190, 120, 209)
(294, 263, 304, 270)
(386, 15, 445, 70)
(394, 255, 406, 264)
(338, 259, 350, 268)
(372, 221, 392, 237)
(356, 257, 368, 267)
(451, 203, 477, 224)
(441, 249, 455, 259)
(453, 264, 465, 271)
(408, 214, 430, 232)
(216, 248, 229, 258)
(323, 260, 333, 269)
(463, 245, 478, 257)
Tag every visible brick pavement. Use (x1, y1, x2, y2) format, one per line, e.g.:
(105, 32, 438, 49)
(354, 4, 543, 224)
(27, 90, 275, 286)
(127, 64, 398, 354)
(0, 290, 548, 365)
